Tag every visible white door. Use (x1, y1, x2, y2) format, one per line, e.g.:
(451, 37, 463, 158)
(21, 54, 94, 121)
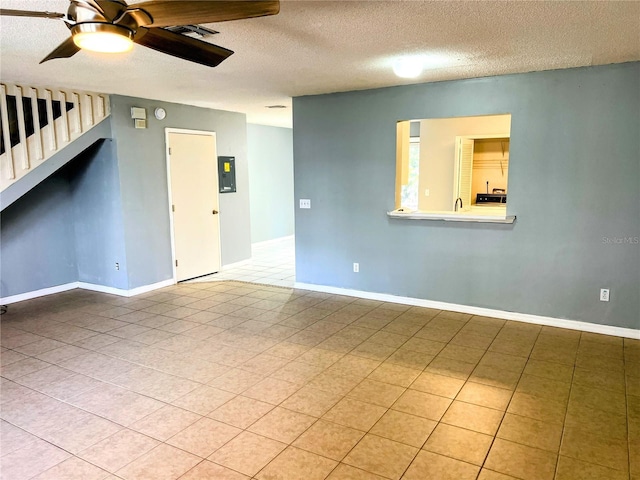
(454, 137, 474, 211)
(168, 131, 221, 281)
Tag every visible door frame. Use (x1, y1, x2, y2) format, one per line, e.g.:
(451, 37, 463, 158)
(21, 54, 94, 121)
(164, 127, 220, 283)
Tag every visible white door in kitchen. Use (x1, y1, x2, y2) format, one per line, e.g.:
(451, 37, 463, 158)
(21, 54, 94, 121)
(167, 130, 221, 281)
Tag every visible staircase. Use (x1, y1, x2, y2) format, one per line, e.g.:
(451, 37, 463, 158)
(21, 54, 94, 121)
(0, 82, 111, 208)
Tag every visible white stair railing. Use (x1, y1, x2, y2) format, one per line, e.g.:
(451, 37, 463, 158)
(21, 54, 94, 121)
(0, 82, 110, 192)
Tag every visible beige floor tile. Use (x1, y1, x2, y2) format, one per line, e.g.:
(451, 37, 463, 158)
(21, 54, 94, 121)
(294, 419, 365, 460)
(450, 331, 494, 350)
(240, 353, 290, 376)
(423, 423, 493, 465)
(264, 342, 311, 360)
(0, 357, 51, 380)
(167, 417, 241, 457)
(68, 384, 164, 426)
(179, 460, 249, 479)
(347, 378, 405, 407)
(31, 457, 110, 479)
(243, 377, 300, 405)
(4, 282, 639, 480)
(497, 413, 562, 452)
(209, 431, 287, 477)
(564, 402, 627, 440)
(171, 385, 236, 415)
(351, 341, 397, 361)
(477, 469, 519, 480)
(523, 358, 574, 383)
(569, 383, 627, 415)
(555, 455, 629, 480)
(0, 420, 39, 455)
(327, 355, 381, 378)
(280, 385, 343, 417)
(485, 438, 557, 480)
(438, 344, 486, 364)
(469, 364, 521, 390)
(370, 410, 436, 447)
(367, 363, 421, 387)
(410, 371, 465, 398)
(326, 464, 386, 479)
(343, 434, 417, 480)
(0, 438, 71, 480)
(477, 352, 527, 374)
(207, 368, 264, 393)
(323, 397, 387, 431)
(297, 348, 345, 367)
(507, 392, 566, 425)
(385, 348, 433, 370)
(441, 400, 504, 435)
(425, 356, 476, 380)
(116, 444, 200, 480)
(403, 450, 479, 480)
(257, 446, 338, 480)
(529, 343, 577, 365)
(129, 405, 201, 441)
(79, 429, 160, 472)
(391, 389, 452, 421)
(248, 407, 317, 443)
(271, 360, 326, 384)
(456, 382, 512, 410)
(560, 425, 628, 472)
(208, 395, 274, 428)
(573, 366, 626, 393)
(308, 371, 363, 395)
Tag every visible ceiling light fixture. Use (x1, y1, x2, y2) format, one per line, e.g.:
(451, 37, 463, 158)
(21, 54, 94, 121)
(72, 23, 134, 53)
(392, 57, 424, 79)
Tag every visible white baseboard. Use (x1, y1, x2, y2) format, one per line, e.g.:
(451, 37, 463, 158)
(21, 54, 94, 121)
(221, 259, 252, 271)
(294, 282, 640, 340)
(79, 279, 175, 298)
(252, 235, 294, 249)
(0, 283, 78, 304)
(2, 279, 176, 304)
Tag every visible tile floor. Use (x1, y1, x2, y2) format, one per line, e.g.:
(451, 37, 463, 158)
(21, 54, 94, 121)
(0, 280, 638, 480)
(195, 236, 295, 288)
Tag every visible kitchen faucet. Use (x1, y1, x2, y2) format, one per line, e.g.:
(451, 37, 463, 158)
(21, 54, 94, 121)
(454, 197, 463, 211)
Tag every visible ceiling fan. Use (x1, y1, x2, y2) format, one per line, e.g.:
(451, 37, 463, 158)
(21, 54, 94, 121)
(0, 0, 280, 67)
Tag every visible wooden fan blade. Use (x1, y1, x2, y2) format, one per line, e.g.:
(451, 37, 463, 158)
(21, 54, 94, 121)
(135, 27, 233, 67)
(132, 0, 279, 27)
(39, 37, 81, 64)
(0, 9, 64, 19)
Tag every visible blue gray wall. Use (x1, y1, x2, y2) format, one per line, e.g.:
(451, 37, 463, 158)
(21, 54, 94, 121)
(293, 62, 640, 330)
(0, 139, 126, 297)
(70, 140, 128, 289)
(0, 174, 77, 297)
(109, 96, 251, 288)
(247, 124, 294, 243)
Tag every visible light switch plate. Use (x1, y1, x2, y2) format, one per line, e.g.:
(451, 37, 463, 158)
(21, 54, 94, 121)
(299, 199, 311, 209)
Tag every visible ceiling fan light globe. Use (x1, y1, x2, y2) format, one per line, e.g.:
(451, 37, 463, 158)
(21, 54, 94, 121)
(72, 23, 134, 53)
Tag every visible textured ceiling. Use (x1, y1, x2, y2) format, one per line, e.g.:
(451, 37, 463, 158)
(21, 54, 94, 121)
(1, 1, 639, 127)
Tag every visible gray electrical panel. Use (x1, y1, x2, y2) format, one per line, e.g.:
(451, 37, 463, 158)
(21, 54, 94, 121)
(218, 156, 236, 193)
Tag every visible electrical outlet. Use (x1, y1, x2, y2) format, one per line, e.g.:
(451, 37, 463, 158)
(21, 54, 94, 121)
(353, 263, 359, 273)
(424, 189, 430, 197)
(299, 199, 311, 209)
(600, 288, 610, 302)
(115, 262, 120, 271)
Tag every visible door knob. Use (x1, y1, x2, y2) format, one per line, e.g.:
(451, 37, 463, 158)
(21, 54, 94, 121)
(212, 210, 219, 215)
